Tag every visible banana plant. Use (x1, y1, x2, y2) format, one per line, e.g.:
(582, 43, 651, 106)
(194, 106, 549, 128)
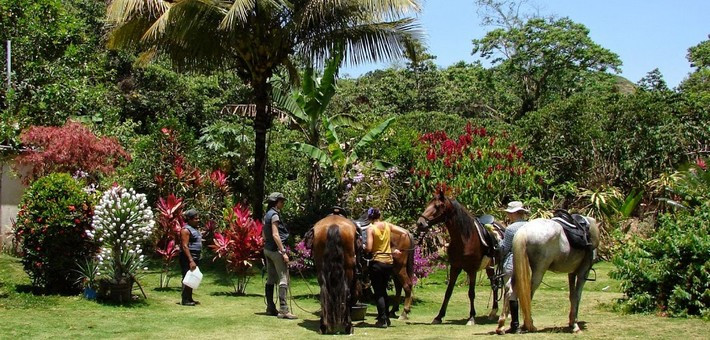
(272, 47, 393, 196)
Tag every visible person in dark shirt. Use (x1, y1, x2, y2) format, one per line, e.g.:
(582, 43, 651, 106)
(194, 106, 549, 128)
(262, 192, 297, 319)
(180, 209, 202, 306)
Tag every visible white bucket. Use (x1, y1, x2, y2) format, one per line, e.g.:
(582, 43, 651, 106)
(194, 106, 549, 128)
(182, 266, 203, 289)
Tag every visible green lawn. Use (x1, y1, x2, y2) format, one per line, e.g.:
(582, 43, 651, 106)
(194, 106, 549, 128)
(0, 254, 706, 339)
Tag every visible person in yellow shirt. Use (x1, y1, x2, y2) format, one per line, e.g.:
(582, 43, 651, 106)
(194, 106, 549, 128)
(365, 207, 401, 328)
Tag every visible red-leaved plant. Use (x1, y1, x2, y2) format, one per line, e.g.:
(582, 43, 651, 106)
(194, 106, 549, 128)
(210, 204, 264, 295)
(15, 121, 130, 184)
(154, 194, 184, 288)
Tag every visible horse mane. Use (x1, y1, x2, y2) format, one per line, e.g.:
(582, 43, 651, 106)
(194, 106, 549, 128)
(449, 199, 479, 241)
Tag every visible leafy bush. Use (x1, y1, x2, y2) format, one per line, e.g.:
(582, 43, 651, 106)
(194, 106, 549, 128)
(13, 173, 97, 294)
(91, 186, 154, 285)
(611, 204, 710, 317)
(14, 121, 130, 184)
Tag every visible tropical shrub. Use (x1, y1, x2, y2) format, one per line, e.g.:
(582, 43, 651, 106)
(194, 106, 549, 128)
(408, 121, 543, 214)
(210, 204, 264, 295)
(91, 186, 154, 286)
(13, 173, 96, 294)
(154, 194, 184, 288)
(14, 121, 130, 184)
(611, 204, 710, 317)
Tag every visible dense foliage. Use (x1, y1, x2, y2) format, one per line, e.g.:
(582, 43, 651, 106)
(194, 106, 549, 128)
(611, 205, 710, 317)
(13, 173, 96, 294)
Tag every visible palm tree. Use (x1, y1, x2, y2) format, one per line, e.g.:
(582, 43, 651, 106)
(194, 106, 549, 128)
(106, 0, 422, 216)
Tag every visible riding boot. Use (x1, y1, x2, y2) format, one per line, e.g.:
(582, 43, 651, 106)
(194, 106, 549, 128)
(265, 284, 278, 316)
(277, 286, 297, 319)
(507, 300, 520, 334)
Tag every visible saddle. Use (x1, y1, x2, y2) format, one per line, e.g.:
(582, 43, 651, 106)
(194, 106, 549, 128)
(552, 209, 593, 250)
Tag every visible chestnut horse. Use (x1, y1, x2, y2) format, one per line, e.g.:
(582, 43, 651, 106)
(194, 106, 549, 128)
(357, 222, 415, 320)
(311, 215, 360, 334)
(417, 192, 500, 325)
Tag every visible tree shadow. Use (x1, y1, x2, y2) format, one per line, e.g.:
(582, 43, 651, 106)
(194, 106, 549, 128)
(209, 291, 262, 298)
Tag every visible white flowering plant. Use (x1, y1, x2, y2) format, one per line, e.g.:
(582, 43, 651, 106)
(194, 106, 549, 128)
(91, 186, 154, 284)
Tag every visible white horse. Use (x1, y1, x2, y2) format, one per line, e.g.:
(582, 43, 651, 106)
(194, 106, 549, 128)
(512, 216, 598, 333)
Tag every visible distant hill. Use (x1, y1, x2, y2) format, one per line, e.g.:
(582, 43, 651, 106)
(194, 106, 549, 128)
(614, 75, 637, 94)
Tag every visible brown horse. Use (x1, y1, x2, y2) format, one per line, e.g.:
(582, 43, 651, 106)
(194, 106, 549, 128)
(358, 223, 415, 320)
(311, 215, 360, 334)
(417, 191, 500, 325)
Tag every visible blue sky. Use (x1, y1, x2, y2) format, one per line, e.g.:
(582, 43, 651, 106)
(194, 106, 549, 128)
(342, 0, 710, 87)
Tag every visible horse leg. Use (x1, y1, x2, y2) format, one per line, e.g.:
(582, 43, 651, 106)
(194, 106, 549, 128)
(390, 276, 402, 318)
(570, 256, 593, 333)
(487, 265, 499, 320)
(466, 270, 477, 326)
(400, 275, 413, 321)
(432, 266, 462, 324)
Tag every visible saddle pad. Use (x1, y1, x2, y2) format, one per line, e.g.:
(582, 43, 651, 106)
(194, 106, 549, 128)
(552, 217, 590, 250)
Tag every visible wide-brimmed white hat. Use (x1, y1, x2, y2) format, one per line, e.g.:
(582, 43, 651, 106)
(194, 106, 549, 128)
(504, 201, 529, 213)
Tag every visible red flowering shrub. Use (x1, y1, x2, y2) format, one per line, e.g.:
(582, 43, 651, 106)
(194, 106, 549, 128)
(410, 122, 543, 212)
(210, 204, 264, 294)
(13, 173, 97, 294)
(15, 121, 130, 184)
(154, 194, 184, 288)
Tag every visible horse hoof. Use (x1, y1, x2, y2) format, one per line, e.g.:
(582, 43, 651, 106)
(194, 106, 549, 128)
(398, 313, 409, 321)
(572, 324, 582, 334)
(466, 318, 475, 326)
(488, 309, 498, 320)
(495, 328, 505, 335)
(431, 318, 442, 325)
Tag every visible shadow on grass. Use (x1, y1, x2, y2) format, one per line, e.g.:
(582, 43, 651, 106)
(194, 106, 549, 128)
(95, 298, 149, 308)
(535, 321, 587, 334)
(291, 293, 319, 300)
(153, 287, 181, 292)
(209, 291, 262, 298)
(297, 318, 321, 333)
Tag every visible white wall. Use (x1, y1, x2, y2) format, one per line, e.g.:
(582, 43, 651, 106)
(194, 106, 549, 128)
(0, 162, 25, 249)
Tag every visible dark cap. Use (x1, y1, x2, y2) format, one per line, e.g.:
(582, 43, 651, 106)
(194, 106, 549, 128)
(184, 209, 199, 219)
(266, 192, 286, 202)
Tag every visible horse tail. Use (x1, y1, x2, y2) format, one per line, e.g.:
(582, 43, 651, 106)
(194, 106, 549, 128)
(319, 224, 348, 332)
(406, 231, 414, 281)
(513, 227, 533, 329)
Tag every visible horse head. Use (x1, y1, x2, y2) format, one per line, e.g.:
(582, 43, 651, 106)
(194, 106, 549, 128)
(416, 190, 453, 231)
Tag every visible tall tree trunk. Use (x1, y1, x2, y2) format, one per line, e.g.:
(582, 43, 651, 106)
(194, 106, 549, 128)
(252, 80, 272, 218)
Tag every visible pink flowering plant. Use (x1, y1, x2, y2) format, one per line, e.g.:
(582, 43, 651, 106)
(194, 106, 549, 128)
(409, 122, 544, 212)
(286, 238, 314, 274)
(412, 245, 445, 286)
(210, 204, 264, 295)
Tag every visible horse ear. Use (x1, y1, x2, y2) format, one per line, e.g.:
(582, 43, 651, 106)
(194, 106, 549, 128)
(438, 190, 446, 201)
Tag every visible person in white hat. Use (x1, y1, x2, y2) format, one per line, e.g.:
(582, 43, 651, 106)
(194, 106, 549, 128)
(499, 201, 530, 333)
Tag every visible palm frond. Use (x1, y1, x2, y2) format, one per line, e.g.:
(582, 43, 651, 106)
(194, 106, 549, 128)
(303, 18, 423, 67)
(107, 0, 168, 24)
(219, 0, 256, 30)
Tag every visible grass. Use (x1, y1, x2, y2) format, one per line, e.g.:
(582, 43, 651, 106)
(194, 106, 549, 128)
(0, 254, 706, 339)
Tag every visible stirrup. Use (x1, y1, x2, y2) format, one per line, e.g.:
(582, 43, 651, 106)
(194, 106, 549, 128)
(586, 268, 596, 281)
